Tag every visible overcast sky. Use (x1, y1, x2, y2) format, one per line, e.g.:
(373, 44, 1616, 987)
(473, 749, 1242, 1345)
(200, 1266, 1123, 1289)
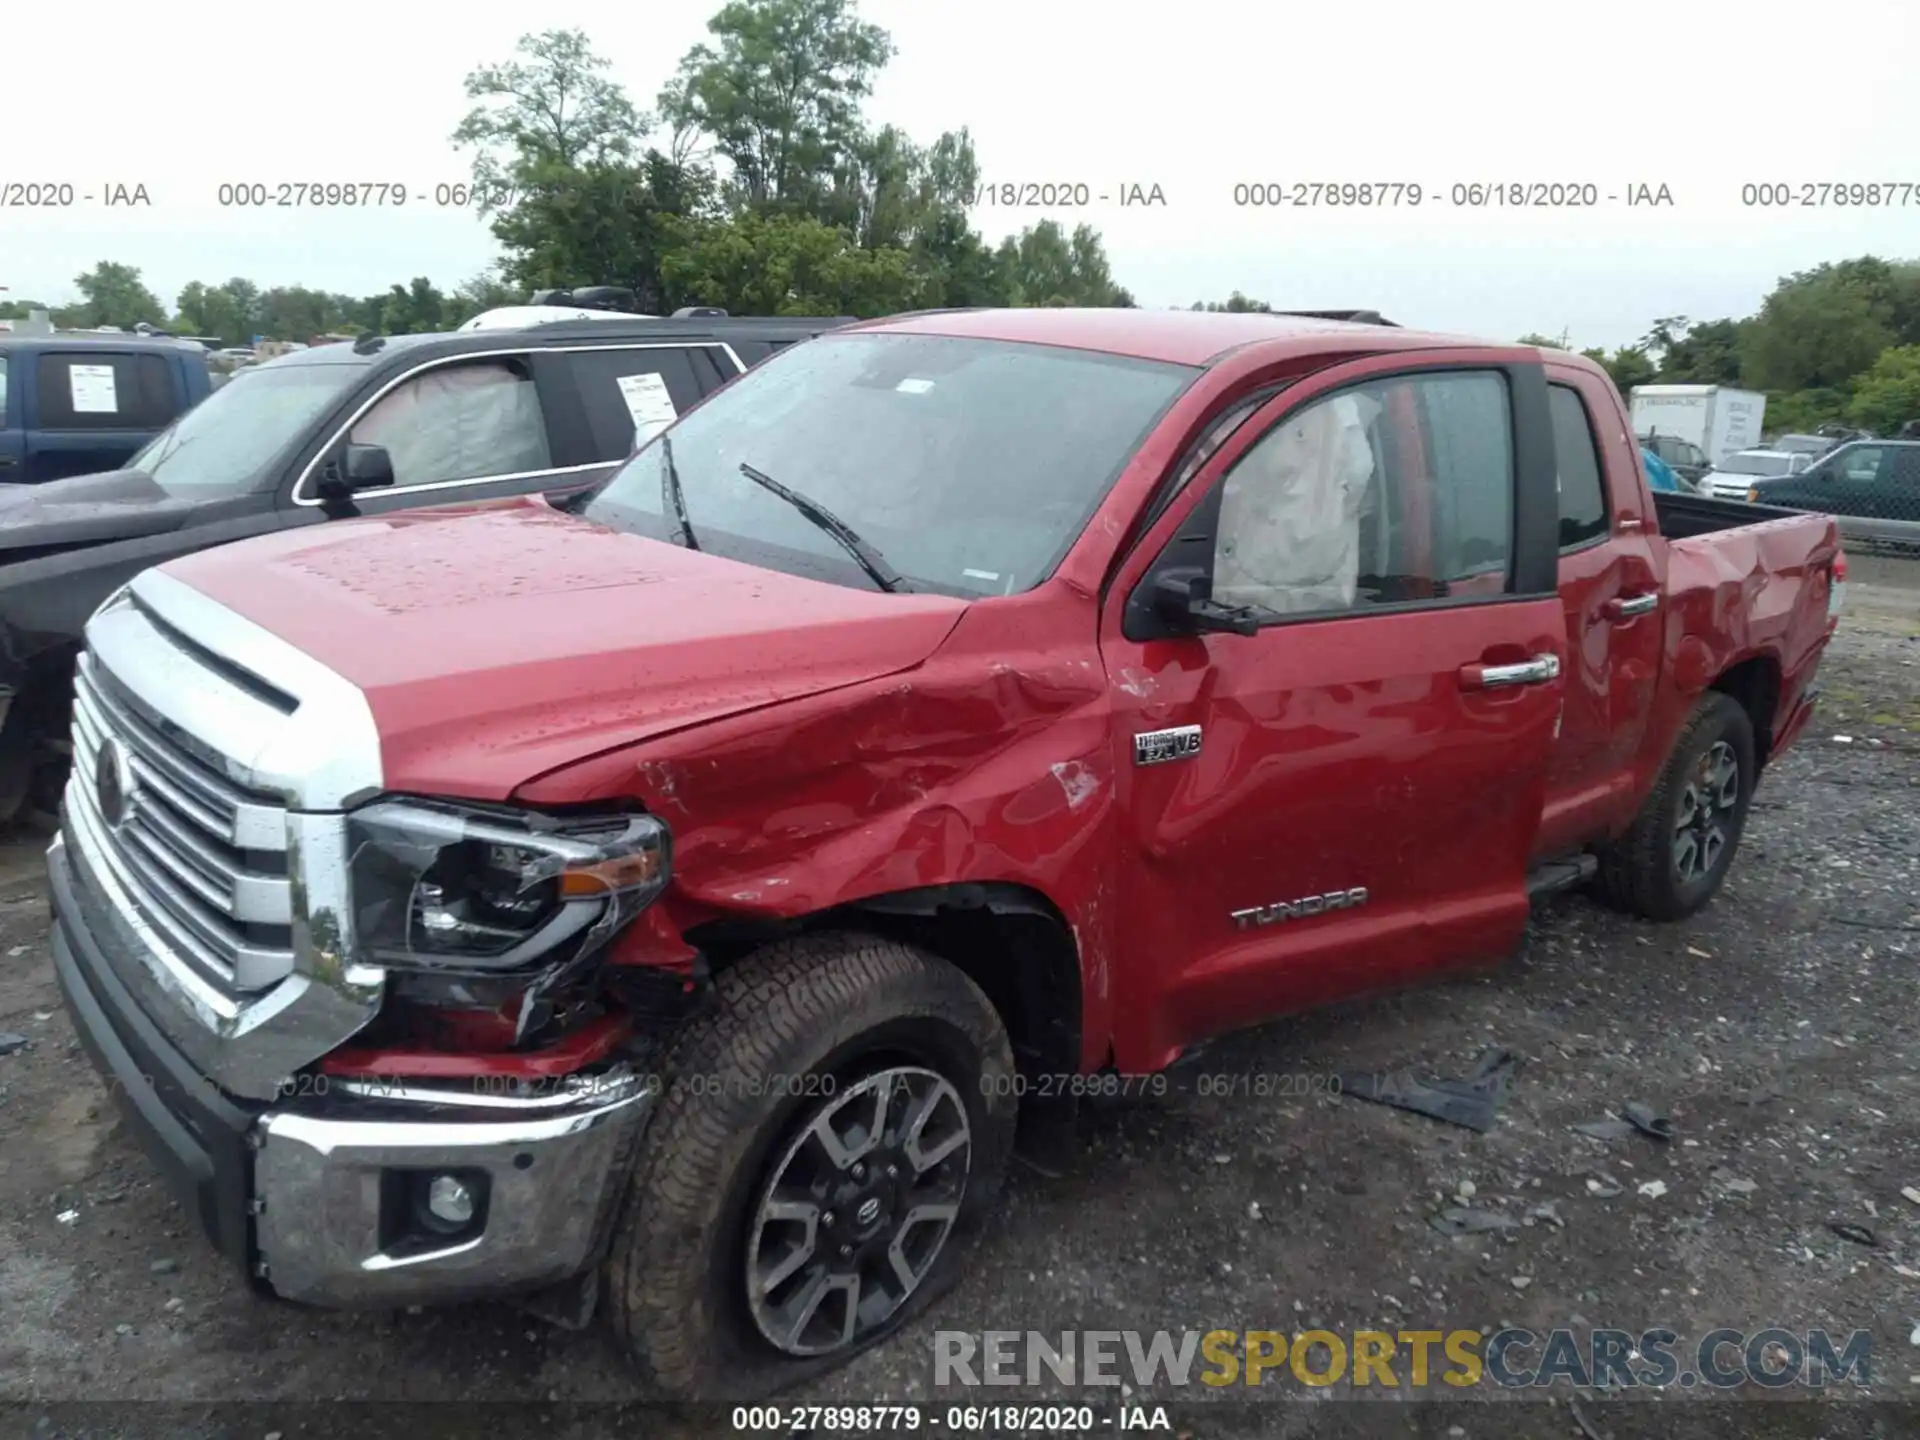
(2, 0, 1915, 349)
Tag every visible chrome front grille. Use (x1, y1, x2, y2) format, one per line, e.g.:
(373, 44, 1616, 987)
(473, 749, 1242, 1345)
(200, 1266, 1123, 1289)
(68, 650, 295, 994)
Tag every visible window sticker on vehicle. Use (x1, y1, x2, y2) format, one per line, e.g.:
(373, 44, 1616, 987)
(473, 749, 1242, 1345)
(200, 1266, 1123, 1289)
(69, 364, 119, 413)
(616, 372, 678, 443)
(895, 377, 935, 394)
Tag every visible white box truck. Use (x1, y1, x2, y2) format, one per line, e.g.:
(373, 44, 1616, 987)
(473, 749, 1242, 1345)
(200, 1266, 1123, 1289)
(1630, 384, 1767, 464)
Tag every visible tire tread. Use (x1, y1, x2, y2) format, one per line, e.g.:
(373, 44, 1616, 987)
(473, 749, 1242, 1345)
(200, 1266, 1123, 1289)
(1595, 691, 1753, 921)
(603, 931, 1012, 1399)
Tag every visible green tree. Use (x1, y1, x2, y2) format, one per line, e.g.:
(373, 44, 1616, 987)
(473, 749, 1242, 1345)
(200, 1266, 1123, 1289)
(660, 0, 894, 213)
(1741, 263, 1896, 392)
(452, 28, 647, 211)
(71, 261, 166, 329)
(1517, 331, 1571, 349)
(994, 221, 1133, 307)
(251, 285, 353, 342)
(491, 152, 715, 312)
(1582, 345, 1656, 396)
(0, 298, 53, 320)
(661, 209, 917, 316)
(444, 270, 523, 327)
(1194, 292, 1275, 313)
(378, 278, 451, 334)
(1846, 344, 1920, 432)
(1657, 318, 1745, 385)
(456, 30, 716, 308)
(175, 278, 261, 344)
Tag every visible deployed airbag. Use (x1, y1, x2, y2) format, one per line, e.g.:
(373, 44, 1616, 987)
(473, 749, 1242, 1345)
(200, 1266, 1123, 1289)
(353, 365, 551, 487)
(1213, 391, 1381, 615)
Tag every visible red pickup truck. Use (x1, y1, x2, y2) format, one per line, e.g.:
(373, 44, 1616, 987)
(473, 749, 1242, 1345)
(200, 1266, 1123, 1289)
(50, 309, 1841, 1398)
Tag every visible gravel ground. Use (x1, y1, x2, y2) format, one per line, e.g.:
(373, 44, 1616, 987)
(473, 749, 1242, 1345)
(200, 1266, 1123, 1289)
(2, 574, 1919, 1439)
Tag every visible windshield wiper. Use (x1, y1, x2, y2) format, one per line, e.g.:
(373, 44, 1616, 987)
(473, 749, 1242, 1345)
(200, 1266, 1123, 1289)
(737, 462, 912, 593)
(659, 436, 699, 550)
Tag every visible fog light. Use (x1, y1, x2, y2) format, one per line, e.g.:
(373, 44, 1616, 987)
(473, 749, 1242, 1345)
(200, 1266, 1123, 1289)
(425, 1174, 475, 1227)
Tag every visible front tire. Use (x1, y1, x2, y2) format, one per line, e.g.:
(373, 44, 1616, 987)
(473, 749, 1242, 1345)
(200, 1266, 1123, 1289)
(603, 932, 1017, 1400)
(1595, 691, 1757, 921)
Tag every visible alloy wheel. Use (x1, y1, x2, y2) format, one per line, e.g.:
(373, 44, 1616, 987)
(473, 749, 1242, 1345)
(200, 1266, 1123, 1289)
(745, 1066, 972, 1356)
(1672, 739, 1741, 884)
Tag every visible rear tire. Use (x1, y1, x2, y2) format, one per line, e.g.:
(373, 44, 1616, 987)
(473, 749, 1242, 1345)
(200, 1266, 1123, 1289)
(602, 932, 1017, 1401)
(1595, 691, 1756, 921)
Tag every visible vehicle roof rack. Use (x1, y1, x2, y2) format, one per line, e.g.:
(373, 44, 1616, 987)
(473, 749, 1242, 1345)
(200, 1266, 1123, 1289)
(672, 305, 729, 318)
(529, 286, 642, 313)
(1276, 309, 1398, 327)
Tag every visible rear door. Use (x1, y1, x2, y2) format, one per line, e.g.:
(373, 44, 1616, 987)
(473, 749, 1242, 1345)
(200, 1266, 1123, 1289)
(1101, 352, 1567, 1069)
(1883, 446, 1920, 529)
(557, 343, 717, 459)
(24, 349, 184, 482)
(1537, 367, 1662, 856)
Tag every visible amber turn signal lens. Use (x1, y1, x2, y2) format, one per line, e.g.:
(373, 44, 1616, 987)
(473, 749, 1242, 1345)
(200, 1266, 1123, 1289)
(559, 850, 666, 898)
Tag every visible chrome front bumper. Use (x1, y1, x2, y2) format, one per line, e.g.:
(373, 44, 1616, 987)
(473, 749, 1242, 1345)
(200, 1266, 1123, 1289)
(52, 830, 653, 1310)
(254, 1078, 649, 1308)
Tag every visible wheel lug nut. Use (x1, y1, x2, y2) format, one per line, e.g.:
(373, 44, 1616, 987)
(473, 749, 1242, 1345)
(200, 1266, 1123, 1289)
(886, 1165, 898, 1179)
(822, 1211, 835, 1228)
(839, 1245, 852, 1258)
(852, 1163, 865, 1180)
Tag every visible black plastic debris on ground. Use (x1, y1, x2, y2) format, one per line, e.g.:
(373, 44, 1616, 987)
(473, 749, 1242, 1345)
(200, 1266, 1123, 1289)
(1337, 1047, 1518, 1132)
(1574, 1101, 1673, 1142)
(1429, 1206, 1519, 1236)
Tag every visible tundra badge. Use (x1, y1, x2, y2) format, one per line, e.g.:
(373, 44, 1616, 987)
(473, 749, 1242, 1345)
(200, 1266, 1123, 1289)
(1134, 725, 1202, 766)
(1231, 888, 1369, 929)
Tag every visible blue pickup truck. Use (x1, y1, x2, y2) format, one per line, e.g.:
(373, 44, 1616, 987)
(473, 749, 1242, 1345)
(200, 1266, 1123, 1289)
(0, 335, 213, 485)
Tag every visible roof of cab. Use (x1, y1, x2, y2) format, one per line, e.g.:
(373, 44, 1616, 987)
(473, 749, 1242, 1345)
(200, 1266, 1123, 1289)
(0, 333, 208, 353)
(240, 314, 857, 375)
(845, 307, 1490, 367)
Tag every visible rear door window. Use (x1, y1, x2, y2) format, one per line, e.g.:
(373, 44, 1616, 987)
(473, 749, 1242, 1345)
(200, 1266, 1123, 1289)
(1837, 447, 1886, 483)
(563, 347, 706, 459)
(33, 352, 181, 429)
(1548, 385, 1608, 550)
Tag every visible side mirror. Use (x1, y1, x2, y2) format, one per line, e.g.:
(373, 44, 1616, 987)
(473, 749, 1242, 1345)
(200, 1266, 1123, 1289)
(344, 443, 395, 489)
(316, 443, 395, 502)
(1150, 566, 1263, 638)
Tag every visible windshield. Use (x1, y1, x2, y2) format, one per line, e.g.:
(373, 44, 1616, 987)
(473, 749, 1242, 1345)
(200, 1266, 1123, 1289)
(583, 333, 1196, 597)
(128, 361, 364, 495)
(1718, 452, 1794, 476)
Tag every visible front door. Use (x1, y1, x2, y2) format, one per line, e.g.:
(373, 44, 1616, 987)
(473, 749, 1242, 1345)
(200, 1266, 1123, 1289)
(1101, 354, 1568, 1071)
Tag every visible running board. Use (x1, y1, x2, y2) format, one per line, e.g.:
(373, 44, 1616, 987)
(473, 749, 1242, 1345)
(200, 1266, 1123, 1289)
(1527, 854, 1598, 899)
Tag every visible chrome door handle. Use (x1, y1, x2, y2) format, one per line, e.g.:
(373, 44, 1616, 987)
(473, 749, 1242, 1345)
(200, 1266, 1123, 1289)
(1603, 592, 1659, 621)
(1460, 653, 1562, 690)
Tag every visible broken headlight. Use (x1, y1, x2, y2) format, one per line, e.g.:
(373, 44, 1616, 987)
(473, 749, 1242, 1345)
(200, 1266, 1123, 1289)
(346, 799, 671, 974)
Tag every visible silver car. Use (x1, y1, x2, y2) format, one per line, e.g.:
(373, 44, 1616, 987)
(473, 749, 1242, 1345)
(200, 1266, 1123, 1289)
(1696, 448, 1815, 499)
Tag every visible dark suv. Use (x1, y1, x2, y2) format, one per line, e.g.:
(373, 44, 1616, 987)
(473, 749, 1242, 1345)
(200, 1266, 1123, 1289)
(0, 311, 851, 825)
(1747, 439, 1920, 547)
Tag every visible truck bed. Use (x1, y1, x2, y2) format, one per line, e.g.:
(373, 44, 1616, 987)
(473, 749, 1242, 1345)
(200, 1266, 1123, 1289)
(1651, 491, 1806, 539)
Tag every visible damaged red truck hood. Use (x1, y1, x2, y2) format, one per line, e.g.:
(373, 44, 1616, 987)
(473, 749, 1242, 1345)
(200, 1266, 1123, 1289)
(159, 501, 968, 799)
